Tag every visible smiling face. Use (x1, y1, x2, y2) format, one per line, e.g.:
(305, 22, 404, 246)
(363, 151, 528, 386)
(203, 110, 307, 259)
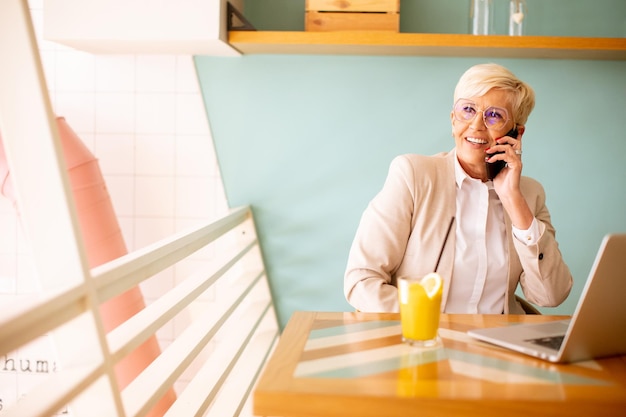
(451, 88, 517, 180)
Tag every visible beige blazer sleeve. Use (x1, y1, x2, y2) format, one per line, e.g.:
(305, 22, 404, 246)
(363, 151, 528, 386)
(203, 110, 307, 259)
(344, 151, 572, 313)
(506, 178, 573, 310)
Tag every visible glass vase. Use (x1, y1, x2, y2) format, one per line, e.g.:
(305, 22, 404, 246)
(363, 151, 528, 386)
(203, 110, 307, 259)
(470, 0, 494, 35)
(509, 0, 527, 36)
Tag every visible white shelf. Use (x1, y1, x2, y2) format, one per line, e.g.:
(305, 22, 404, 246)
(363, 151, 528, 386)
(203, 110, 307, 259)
(43, 0, 241, 55)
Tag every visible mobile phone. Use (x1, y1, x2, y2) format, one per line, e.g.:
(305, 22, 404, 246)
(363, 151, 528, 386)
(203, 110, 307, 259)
(486, 126, 518, 180)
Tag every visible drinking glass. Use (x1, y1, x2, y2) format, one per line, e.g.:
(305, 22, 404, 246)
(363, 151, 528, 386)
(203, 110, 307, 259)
(398, 273, 443, 347)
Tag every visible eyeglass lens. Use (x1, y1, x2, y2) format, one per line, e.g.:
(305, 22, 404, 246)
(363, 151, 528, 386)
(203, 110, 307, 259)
(454, 100, 509, 130)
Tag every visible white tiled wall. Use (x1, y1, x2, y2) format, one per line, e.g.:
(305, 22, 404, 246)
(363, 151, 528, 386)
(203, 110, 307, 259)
(0, 0, 229, 410)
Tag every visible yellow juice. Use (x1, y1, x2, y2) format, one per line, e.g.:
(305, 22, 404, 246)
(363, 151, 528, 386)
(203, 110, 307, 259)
(398, 274, 443, 344)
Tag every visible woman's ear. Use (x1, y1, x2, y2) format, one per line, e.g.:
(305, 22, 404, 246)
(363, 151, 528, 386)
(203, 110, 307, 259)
(450, 111, 456, 136)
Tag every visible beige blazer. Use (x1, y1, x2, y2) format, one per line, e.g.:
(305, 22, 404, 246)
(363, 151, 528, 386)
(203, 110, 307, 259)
(344, 151, 572, 314)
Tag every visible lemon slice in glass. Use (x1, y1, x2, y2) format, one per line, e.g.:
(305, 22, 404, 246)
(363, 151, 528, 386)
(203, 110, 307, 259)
(421, 273, 443, 299)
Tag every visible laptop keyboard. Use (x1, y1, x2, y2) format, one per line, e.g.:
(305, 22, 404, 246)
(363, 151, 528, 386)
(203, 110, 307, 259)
(526, 335, 565, 350)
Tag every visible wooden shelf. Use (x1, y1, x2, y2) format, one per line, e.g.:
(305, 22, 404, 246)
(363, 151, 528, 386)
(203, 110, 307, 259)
(228, 31, 626, 60)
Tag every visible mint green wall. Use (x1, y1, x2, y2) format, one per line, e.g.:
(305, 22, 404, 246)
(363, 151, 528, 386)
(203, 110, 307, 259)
(196, 2, 626, 328)
(242, 0, 625, 37)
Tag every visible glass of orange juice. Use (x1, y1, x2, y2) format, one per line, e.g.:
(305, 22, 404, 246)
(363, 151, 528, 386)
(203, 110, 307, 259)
(397, 273, 443, 347)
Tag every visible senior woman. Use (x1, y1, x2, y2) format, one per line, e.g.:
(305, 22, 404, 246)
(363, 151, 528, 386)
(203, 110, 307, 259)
(344, 63, 572, 314)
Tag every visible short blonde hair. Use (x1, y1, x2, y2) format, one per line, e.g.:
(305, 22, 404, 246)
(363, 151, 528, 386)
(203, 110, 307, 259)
(453, 63, 535, 125)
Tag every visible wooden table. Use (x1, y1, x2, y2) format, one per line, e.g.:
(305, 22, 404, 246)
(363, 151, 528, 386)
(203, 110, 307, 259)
(253, 311, 626, 417)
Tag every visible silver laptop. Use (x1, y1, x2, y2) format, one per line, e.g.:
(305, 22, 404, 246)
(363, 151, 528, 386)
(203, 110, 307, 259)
(467, 233, 626, 363)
